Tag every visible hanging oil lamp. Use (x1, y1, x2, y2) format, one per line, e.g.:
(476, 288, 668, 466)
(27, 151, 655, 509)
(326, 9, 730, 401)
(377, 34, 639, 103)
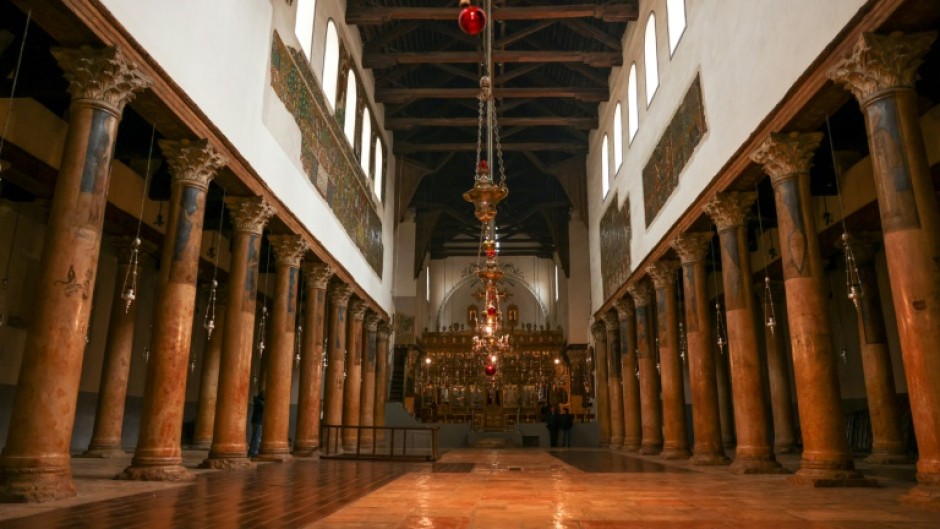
(842, 233, 863, 312)
(457, 0, 486, 36)
(120, 238, 141, 313)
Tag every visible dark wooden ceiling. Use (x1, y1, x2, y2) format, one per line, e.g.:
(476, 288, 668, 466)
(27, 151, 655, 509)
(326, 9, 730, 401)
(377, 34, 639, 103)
(351, 1, 637, 270)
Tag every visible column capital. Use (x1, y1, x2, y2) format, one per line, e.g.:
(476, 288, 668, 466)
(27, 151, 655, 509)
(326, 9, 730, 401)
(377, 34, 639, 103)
(329, 282, 353, 307)
(225, 197, 276, 235)
(109, 235, 158, 264)
(349, 299, 368, 321)
(50, 45, 152, 114)
(671, 232, 713, 264)
(627, 281, 653, 308)
(591, 320, 607, 341)
(302, 262, 335, 289)
(602, 311, 619, 331)
(364, 312, 380, 332)
(376, 321, 392, 340)
(613, 298, 635, 320)
(750, 132, 823, 181)
(159, 139, 227, 191)
(840, 231, 882, 266)
(827, 31, 937, 104)
(647, 259, 680, 289)
(703, 191, 756, 231)
(268, 234, 309, 268)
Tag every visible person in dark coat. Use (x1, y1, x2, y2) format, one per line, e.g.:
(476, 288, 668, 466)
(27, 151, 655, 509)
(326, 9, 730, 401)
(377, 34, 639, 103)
(248, 391, 265, 457)
(560, 407, 574, 447)
(547, 405, 560, 447)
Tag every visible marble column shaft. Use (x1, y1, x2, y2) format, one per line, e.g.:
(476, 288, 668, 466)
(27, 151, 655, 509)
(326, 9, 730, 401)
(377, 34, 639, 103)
(673, 233, 729, 465)
(628, 282, 663, 455)
(374, 322, 391, 440)
(648, 260, 690, 460)
(359, 313, 379, 448)
(759, 282, 797, 454)
(752, 132, 868, 486)
(323, 282, 353, 450)
(0, 46, 150, 502)
(829, 31, 940, 501)
(293, 263, 334, 457)
(342, 300, 367, 449)
(121, 139, 226, 481)
(192, 285, 227, 450)
(258, 235, 309, 461)
(84, 237, 156, 457)
(704, 192, 783, 474)
(201, 197, 275, 469)
(614, 299, 642, 452)
(603, 312, 625, 450)
(591, 320, 612, 447)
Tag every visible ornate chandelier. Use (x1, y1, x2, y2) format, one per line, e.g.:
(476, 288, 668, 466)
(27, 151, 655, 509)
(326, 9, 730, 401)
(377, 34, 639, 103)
(460, 0, 510, 377)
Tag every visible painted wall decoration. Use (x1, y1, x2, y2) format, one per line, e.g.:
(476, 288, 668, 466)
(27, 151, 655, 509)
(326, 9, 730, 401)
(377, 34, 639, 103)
(600, 195, 631, 300)
(642, 75, 707, 227)
(269, 31, 384, 276)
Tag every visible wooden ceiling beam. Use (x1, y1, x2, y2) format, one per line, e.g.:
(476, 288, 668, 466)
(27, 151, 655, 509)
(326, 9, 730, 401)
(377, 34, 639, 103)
(495, 20, 557, 49)
(496, 63, 546, 84)
(347, 4, 639, 25)
(363, 50, 622, 69)
(396, 142, 587, 154)
(386, 116, 597, 131)
(562, 19, 623, 51)
(376, 86, 608, 103)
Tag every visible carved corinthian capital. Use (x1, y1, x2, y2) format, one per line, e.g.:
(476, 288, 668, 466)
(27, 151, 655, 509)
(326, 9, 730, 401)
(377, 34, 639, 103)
(268, 234, 309, 268)
(703, 192, 756, 231)
(827, 31, 937, 104)
(329, 282, 353, 306)
(627, 281, 653, 308)
(376, 321, 391, 340)
(602, 311, 619, 332)
(50, 46, 152, 114)
(349, 299, 368, 321)
(591, 320, 607, 341)
(159, 139, 227, 190)
(646, 260, 680, 289)
(364, 312, 379, 332)
(303, 262, 335, 289)
(613, 298, 635, 320)
(671, 232, 712, 264)
(225, 197, 276, 235)
(750, 132, 822, 182)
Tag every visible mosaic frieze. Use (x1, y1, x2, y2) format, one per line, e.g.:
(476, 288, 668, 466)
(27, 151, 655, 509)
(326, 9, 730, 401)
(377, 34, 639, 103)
(642, 75, 707, 227)
(270, 31, 383, 276)
(600, 195, 631, 300)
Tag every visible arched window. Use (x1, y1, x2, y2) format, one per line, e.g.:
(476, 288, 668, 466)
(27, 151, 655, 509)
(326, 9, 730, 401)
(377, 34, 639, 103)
(644, 12, 659, 106)
(666, 0, 686, 55)
(601, 134, 610, 198)
(321, 20, 340, 110)
(360, 107, 372, 175)
(294, 0, 317, 60)
(627, 63, 639, 142)
(373, 137, 384, 200)
(613, 103, 623, 171)
(343, 74, 357, 143)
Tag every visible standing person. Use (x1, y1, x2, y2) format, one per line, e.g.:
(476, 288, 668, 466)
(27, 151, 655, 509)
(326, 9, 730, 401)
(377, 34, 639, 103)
(560, 407, 574, 447)
(547, 405, 560, 448)
(248, 391, 265, 457)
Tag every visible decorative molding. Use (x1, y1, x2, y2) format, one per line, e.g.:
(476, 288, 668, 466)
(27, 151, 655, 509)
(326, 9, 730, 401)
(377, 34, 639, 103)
(827, 31, 937, 104)
(703, 192, 756, 231)
(268, 234, 310, 267)
(376, 321, 392, 339)
(302, 262, 335, 289)
(671, 232, 712, 264)
(646, 260, 680, 289)
(50, 45, 152, 113)
(159, 139, 227, 191)
(224, 196, 276, 235)
(750, 132, 823, 181)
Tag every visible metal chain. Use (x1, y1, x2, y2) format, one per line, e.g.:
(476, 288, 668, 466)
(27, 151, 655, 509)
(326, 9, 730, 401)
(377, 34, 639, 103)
(475, 87, 485, 182)
(493, 101, 507, 187)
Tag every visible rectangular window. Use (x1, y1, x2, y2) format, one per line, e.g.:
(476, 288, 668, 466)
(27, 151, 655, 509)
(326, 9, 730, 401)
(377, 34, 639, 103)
(426, 266, 430, 302)
(554, 264, 559, 302)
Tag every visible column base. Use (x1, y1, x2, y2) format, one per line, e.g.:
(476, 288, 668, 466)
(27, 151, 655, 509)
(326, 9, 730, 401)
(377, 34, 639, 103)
(116, 463, 193, 482)
(788, 468, 876, 487)
(639, 444, 662, 455)
(255, 452, 292, 463)
(292, 447, 320, 459)
(729, 456, 788, 475)
(78, 447, 127, 458)
(622, 439, 641, 452)
(0, 463, 76, 503)
(199, 457, 253, 470)
(774, 444, 797, 454)
(690, 453, 731, 466)
(609, 437, 624, 450)
(660, 447, 691, 460)
(865, 451, 912, 465)
(901, 484, 940, 511)
(188, 441, 212, 451)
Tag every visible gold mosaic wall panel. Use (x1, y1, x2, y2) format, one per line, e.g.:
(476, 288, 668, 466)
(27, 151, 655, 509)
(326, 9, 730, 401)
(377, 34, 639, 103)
(600, 195, 631, 300)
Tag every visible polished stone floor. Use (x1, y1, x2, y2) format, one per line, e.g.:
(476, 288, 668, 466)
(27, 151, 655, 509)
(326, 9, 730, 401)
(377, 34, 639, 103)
(1, 449, 938, 528)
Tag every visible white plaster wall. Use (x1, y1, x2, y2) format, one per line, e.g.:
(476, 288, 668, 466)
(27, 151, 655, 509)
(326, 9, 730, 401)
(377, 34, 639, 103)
(587, 0, 868, 311)
(567, 215, 592, 344)
(100, 0, 396, 311)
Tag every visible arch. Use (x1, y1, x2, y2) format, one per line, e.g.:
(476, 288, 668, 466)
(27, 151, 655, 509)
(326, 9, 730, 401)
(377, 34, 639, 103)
(294, 0, 317, 60)
(601, 134, 609, 198)
(360, 107, 372, 175)
(434, 272, 549, 331)
(666, 0, 686, 55)
(627, 63, 639, 141)
(613, 103, 623, 171)
(321, 19, 340, 110)
(373, 137, 384, 199)
(343, 73, 357, 143)
(644, 12, 659, 105)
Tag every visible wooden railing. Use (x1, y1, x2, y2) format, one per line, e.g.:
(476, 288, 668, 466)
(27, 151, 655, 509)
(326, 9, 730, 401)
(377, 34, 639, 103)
(319, 424, 440, 462)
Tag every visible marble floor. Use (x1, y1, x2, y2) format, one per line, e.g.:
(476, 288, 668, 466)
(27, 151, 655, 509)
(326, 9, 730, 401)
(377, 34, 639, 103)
(1, 449, 939, 528)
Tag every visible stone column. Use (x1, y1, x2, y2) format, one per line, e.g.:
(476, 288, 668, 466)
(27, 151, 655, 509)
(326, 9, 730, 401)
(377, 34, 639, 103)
(82, 236, 156, 458)
(647, 260, 690, 460)
(200, 197, 275, 469)
(257, 235, 309, 462)
(359, 313, 379, 449)
(829, 30, 940, 503)
(603, 312, 625, 450)
(672, 233, 729, 465)
(752, 132, 871, 486)
(628, 282, 663, 455)
(703, 192, 784, 474)
(374, 321, 391, 441)
(293, 263, 334, 457)
(758, 280, 797, 454)
(191, 284, 228, 450)
(0, 46, 150, 502)
(614, 299, 641, 452)
(715, 341, 736, 448)
(120, 139, 226, 481)
(323, 282, 353, 449)
(342, 300, 367, 450)
(846, 234, 909, 464)
(590, 320, 612, 447)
